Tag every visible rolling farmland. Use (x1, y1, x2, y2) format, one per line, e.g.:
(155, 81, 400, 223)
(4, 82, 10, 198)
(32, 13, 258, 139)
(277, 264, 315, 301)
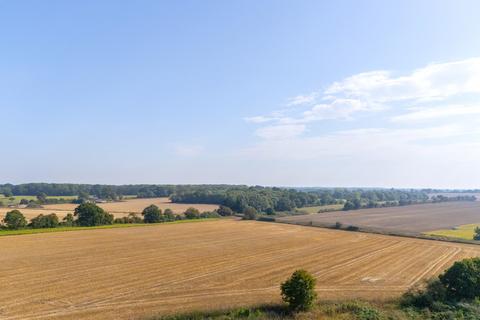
(0, 197, 219, 221)
(278, 202, 480, 234)
(1, 220, 479, 320)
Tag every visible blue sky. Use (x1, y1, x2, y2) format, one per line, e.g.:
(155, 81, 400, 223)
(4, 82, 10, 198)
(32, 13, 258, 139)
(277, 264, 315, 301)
(1, 0, 480, 188)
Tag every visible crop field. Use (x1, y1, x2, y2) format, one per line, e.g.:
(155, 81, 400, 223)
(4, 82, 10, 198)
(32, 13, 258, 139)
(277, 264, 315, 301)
(278, 202, 480, 234)
(427, 224, 480, 240)
(0, 195, 77, 206)
(297, 204, 343, 214)
(0, 198, 218, 221)
(1, 220, 479, 320)
(42, 197, 218, 214)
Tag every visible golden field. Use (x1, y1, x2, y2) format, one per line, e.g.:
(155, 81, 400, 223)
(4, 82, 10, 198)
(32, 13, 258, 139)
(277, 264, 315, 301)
(0, 197, 219, 221)
(0, 220, 479, 319)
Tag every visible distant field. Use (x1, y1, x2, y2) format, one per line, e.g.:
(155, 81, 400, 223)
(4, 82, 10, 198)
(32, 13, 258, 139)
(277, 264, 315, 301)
(297, 204, 343, 214)
(278, 202, 480, 234)
(1, 220, 479, 319)
(0, 195, 77, 205)
(427, 224, 480, 240)
(0, 197, 219, 221)
(42, 197, 219, 214)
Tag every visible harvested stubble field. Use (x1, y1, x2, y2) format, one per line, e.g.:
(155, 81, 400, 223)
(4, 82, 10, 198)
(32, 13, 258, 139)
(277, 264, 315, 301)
(0, 198, 218, 221)
(42, 197, 218, 214)
(278, 201, 480, 234)
(1, 220, 479, 320)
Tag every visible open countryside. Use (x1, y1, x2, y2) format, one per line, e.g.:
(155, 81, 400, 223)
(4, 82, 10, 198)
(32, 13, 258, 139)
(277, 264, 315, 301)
(0, 197, 218, 221)
(278, 201, 480, 235)
(1, 220, 479, 320)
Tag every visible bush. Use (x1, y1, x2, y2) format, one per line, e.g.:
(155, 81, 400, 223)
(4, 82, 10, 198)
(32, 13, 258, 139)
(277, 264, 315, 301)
(163, 208, 175, 221)
(217, 205, 234, 216)
(242, 206, 257, 220)
(74, 203, 114, 226)
(2, 210, 27, 229)
(184, 207, 200, 219)
(473, 227, 480, 241)
(401, 279, 447, 309)
(62, 213, 75, 227)
(439, 257, 480, 301)
(281, 269, 317, 311)
(142, 205, 162, 223)
(30, 213, 59, 228)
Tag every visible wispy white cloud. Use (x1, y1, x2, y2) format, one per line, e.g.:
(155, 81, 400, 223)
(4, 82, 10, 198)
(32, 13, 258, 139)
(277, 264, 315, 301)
(246, 57, 480, 140)
(391, 104, 480, 123)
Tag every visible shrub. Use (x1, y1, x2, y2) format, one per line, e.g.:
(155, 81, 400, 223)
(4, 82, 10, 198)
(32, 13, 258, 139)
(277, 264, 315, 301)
(2, 210, 27, 229)
(74, 203, 114, 226)
(346, 225, 359, 231)
(184, 207, 200, 219)
(281, 269, 317, 311)
(439, 257, 480, 301)
(142, 205, 162, 223)
(217, 205, 234, 216)
(242, 206, 257, 220)
(473, 227, 480, 241)
(30, 213, 59, 228)
(163, 208, 175, 221)
(62, 213, 75, 227)
(401, 279, 447, 309)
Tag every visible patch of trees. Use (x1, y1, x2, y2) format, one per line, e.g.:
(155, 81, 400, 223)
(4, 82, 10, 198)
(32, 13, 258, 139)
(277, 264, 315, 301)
(402, 257, 480, 318)
(431, 195, 477, 202)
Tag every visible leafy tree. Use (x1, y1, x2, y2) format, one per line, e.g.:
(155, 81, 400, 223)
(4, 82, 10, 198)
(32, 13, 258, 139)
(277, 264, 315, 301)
(142, 204, 162, 223)
(242, 206, 257, 220)
(36, 192, 47, 203)
(163, 208, 175, 221)
(62, 213, 75, 227)
(474, 227, 480, 241)
(217, 205, 234, 216)
(439, 257, 480, 301)
(184, 207, 200, 219)
(30, 213, 59, 228)
(281, 269, 317, 311)
(74, 203, 114, 226)
(2, 210, 27, 229)
(19, 198, 29, 205)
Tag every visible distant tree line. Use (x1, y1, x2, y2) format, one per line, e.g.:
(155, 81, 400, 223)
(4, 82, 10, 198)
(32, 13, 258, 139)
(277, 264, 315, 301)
(0, 204, 221, 231)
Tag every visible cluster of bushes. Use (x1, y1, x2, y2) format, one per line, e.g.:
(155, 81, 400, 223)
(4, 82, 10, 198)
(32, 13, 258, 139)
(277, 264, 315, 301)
(1, 203, 223, 231)
(431, 194, 477, 202)
(402, 257, 480, 318)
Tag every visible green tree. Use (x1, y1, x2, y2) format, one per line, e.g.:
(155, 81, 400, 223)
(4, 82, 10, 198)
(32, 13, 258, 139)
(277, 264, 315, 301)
(439, 257, 480, 301)
(36, 192, 47, 203)
(30, 213, 59, 228)
(474, 227, 480, 241)
(281, 269, 317, 311)
(217, 205, 234, 216)
(62, 213, 75, 227)
(242, 206, 257, 220)
(184, 207, 200, 219)
(163, 208, 175, 221)
(2, 210, 27, 229)
(74, 203, 114, 226)
(142, 204, 162, 223)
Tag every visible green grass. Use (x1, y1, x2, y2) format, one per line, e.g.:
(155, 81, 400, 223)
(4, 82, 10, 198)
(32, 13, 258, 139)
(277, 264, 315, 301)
(296, 204, 343, 214)
(426, 223, 480, 240)
(0, 218, 220, 237)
